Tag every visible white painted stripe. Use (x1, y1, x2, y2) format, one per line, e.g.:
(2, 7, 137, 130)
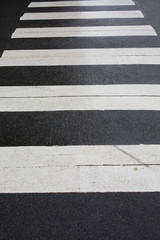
(0, 145, 159, 168)
(14, 25, 155, 33)
(2, 165, 160, 193)
(1, 148, 160, 192)
(12, 25, 157, 38)
(0, 48, 160, 66)
(0, 145, 160, 169)
(0, 85, 160, 98)
(0, 96, 159, 111)
(4, 48, 160, 57)
(3, 48, 160, 57)
(20, 11, 144, 20)
(1, 145, 160, 193)
(29, 0, 135, 8)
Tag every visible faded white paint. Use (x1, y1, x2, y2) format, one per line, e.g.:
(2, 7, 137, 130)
(0, 85, 160, 97)
(12, 25, 157, 38)
(28, 0, 135, 8)
(0, 96, 160, 111)
(1, 166, 160, 193)
(0, 145, 159, 168)
(0, 145, 160, 193)
(20, 11, 144, 20)
(0, 48, 160, 66)
(0, 85, 159, 111)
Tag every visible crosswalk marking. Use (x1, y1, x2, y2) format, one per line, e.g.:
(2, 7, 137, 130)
(5, 48, 160, 57)
(20, 11, 144, 20)
(0, 48, 160, 66)
(1, 85, 159, 97)
(1, 164, 160, 193)
(12, 25, 157, 38)
(0, 96, 160, 111)
(0, 56, 159, 66)
(1, 145, 159, 167)
(28, 0, 135, 8)
(1, 144, 160, 193)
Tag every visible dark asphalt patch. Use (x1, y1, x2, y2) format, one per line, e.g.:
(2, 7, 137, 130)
(8, 36, 160, 50)
(18, 18, 147, 28)
(0, 65, 160, 86)
(1, 193, 160, 240)
(0, 110, 160, 146)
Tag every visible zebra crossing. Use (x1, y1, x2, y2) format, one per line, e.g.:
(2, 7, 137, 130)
(0, 0, 160, 193)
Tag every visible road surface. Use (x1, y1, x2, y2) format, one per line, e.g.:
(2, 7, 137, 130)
(0, 0, 160, 239)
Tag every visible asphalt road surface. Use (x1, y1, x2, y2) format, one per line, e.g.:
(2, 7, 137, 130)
(0, 0, 160, 239)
